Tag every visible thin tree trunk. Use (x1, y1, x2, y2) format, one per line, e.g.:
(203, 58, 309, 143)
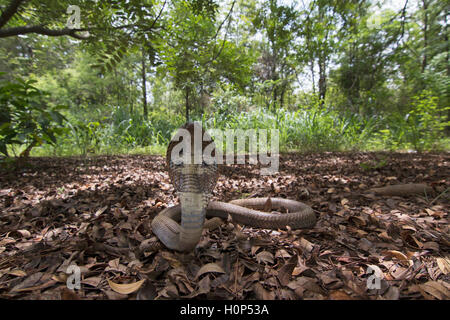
(272, 86, 278, 111)
(310, 60, 316, 95)
(129, 78, 133, 114)
(318, 56, 327, 105)
(19, 140, 37, 158)
(185, 88, 190, 122)
(279, 81, 287, 109)
(114, 69, 120, 107)
(446, 13, 450, 132)
(445, 11, 449, 78)
(141, 49, 148, 120)
(421, 0, 429, 73)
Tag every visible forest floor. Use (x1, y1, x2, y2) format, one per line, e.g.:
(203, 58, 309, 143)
(0, 152, 449, 300)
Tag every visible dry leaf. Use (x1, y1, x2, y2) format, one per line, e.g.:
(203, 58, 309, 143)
(327, 188, 336, 194)
(383, 250, 412, 267)
(136, 281, 157, 300)
(288, 277, 324, 295)
(253, 282, 275, 300)
(383, 286, 400, 300)
(275, 249, 292, 259)
(418, 281, 450, 300)
(52, 273, 68, 283)
(262, 197, 272, 212)
(422, 242, 439, 251)
(436, 257, 450, 275)
(297, 238, 314, 253)
(107, 279, 146, 295)
(160, 251, 182, 268)
(94, 206, 108, 218)
(195, 263, 225, 279)
(8, 269, 27, 277)
(12, 229, 31, 238)
(383, 250, 408, 261)
(277, 255, 298, 286)
(13, 279, 57, 292)
(82, 277, 103, 288)
(256, 251, 274, 265)
(11, 272, 44, 292)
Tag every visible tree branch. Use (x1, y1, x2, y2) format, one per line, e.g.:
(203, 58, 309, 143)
(0, 0, 27, 29)
(147, 0, 167, 31)
(0, 0, 164, 40)
(212, 0, 235, 41)
(0, 21, 165, 39)
(208, 0, 236, 63)
(0, 25, 90, 39)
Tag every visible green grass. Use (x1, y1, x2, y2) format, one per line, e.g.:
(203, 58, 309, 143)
(8, 103, 449, 158)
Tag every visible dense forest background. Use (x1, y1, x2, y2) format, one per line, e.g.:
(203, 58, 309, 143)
(0, 0, 448, 158)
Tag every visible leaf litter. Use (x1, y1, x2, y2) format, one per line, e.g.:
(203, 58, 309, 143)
(0, 152, 448, 300)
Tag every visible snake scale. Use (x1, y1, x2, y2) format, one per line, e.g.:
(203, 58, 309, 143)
(151, 123, 317, 251)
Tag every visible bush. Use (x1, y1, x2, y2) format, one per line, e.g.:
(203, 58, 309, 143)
(0, 75, 67, 157)
(405, 91, 449, 151)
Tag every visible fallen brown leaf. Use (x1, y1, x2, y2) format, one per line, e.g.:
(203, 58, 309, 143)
(277, 255, 298, 286)
(195, 263, 225, 279)
(107, 279, 146, 295)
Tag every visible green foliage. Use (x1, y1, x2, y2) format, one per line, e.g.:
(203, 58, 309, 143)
(406, 91, 449, 151)
(0, 0, 448, 157)
(366, 91, 449, 151)
(159, 0, 254, 120)
(200, 98, 379, 153)
(250, 0, 299, 110)
(0, 75, 67, 157)
(39, 106, 184, 156)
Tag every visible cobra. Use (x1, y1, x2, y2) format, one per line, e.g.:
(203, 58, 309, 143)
(151, 123, 317, 252)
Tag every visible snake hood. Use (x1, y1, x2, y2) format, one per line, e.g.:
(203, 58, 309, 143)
(164, 122, 218, 251)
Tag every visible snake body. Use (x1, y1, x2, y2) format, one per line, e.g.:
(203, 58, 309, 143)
(151, 123, 317, 251)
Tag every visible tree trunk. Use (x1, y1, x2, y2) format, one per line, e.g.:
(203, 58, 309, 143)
(141, 48, 148, 120)
(421, 0, 429, 73)
(129, 78, 133, 114)
(114, 69, 120, 107)
(19, 140, 37, 159)
(310, 60, 316, 95)
(279, 81, 287, 109)
(272, 86, 278, 111)
(446, 13, 450, 133)
(185, 88, 190, 123)
(447, 13, 449, 79)
(318, 55, 327, 105)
